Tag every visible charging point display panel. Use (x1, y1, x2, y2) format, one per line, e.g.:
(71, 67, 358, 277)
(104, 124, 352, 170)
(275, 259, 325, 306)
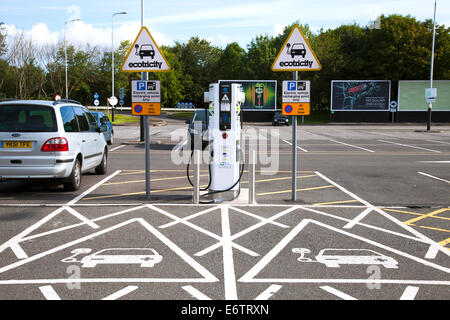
(219, 83, 232, 131)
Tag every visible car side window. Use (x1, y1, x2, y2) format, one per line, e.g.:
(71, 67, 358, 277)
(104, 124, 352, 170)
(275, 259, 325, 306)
(85, 111, 99, 132)
(73, 107, 90, 132)
(60, 106, 79, 132)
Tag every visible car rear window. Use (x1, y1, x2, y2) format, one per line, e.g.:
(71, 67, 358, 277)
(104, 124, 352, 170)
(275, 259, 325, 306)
(0, 104, 57, 132)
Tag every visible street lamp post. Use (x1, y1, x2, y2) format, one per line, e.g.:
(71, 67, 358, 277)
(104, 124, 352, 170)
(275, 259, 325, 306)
(64, 18, 80, 99)
(112, 11, 127, 122)
(427, 0, 437, 131)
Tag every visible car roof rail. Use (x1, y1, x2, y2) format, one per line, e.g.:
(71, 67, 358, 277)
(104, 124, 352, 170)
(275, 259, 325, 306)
(53, 99, 83, 106)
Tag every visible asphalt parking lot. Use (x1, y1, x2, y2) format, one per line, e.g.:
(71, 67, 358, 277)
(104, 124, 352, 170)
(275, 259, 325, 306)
(0, 118, 449, 300)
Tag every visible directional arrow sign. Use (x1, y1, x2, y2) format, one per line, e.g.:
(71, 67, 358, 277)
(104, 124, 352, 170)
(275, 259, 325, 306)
(272, 25, 321, 71)
(121, 26, 171, 73)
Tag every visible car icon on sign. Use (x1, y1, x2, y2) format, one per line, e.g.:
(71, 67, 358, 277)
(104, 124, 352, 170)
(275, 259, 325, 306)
(315, 249, 398, 269)
(290, 43, 306, 58)
(139, 44, 155, 59)
(79, 248, 162, 268)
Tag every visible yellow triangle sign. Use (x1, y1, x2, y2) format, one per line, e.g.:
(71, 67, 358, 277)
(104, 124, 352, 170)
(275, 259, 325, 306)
(121, 26, 171, 72)
(272, 25, 321, 71)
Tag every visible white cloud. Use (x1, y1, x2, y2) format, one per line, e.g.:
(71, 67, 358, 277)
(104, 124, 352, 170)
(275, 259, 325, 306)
(4, 21, 174, 50)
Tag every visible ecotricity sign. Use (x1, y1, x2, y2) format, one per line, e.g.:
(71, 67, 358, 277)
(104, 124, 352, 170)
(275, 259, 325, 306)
(121, 26, 171, 72)
(272, 26, 321, 71)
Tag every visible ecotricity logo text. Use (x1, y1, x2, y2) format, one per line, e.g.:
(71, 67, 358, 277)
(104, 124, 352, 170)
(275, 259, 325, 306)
(128, 61, 163, 69)
(279, 60, 314, 68)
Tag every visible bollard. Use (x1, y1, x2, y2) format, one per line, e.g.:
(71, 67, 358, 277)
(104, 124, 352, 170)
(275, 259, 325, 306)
(193, 149, 200, 204)
(249, 150, 256, 205)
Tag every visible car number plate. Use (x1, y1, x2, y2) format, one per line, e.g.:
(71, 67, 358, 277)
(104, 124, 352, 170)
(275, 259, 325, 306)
(1, 141, 32, 148)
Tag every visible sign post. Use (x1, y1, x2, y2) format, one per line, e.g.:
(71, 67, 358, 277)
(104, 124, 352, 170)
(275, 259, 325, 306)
(120, 0, 171, 200)
(272, 25, 321, 201)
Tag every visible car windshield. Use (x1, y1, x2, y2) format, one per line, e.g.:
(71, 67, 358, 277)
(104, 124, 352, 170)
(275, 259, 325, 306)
(0, 104, 57, 132)
(92, 113, 99, 121)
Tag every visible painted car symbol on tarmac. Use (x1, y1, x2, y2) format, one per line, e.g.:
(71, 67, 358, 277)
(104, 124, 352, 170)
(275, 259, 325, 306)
(61, 248, 163, 268)
(292, 248, 399, 269)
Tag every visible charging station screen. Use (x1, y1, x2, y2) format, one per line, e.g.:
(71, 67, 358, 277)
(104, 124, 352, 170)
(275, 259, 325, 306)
(219, 80, 277, 111)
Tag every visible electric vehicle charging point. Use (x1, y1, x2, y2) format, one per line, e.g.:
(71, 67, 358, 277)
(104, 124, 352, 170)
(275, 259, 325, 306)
(189, 83, 246, 203)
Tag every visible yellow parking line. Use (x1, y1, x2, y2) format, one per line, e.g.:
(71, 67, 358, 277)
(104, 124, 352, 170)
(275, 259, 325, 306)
(104, 174, 210, 186)
(312, 200, 359, 206)
(404, 208, 449, 225)
(253, 174, 316, 184)
(438, 238, 450, 248)
(410, 224, 450, 234)
(257, 185, 334, 196)
(384, 208, 450, 221)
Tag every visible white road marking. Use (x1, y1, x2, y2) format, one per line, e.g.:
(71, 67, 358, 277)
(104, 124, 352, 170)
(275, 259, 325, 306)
(0, 218, 219, 283)
(221, 206, 238, 300)
(195, 206, 297, 257)
(66, 170, 122, 206)
(39, 285, 61, 300)
(158, 206, 220, 228)
(9, 242, 28, 259)
(109, 145, 125, 152)
(0, 170, 121, 258)
(229, 206, 290, 228)
(64, 206, 100, 229)
(328, 139, 375, 153)
(378, 140, 441, 153)
(20, 206, 146, 242)
(182, 286, 212, 300)
(320, 286, 357, 300)
(239, 218, 450, 284)
(102, 286, 138, 300)
(148, 204, 259, 257)
(254, 284, 282, 300)
(282, 139, 308, 152)
(425, 245, 440, 260)
(418, 172, 450, 184)
(343, 208, 373, 229)
(400, 286, 419, 300)
(427, 140, 450, 145)
(314, 171, 450, 258)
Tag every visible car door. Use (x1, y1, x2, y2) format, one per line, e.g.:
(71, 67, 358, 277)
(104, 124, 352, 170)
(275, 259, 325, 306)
(84, 110, 105, 166)
(73, 106, 97, 170)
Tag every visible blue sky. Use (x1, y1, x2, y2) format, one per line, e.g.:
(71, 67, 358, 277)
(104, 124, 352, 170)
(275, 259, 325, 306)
(1, 0, 449, 49)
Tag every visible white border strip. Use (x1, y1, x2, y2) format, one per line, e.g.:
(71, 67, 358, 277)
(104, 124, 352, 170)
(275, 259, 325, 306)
(39, 285, 61, 300)
(320, 286, 357, 300)
(329, 139, 375, 153)
(254, 285, 282, 300)
(418, 172, 450, 184)
(399, 286, 419, 300)
(182, 285, 212, 300)
(378, 140, 441, 153)
(102, 286, 138, 300)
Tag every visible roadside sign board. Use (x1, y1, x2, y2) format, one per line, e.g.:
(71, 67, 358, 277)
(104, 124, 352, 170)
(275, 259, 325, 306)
(390, 101, 397, 112)
(272, 25, 321, 71)
(282, 103, 310, 116)
(282, 80, 311, 116)
(121, 26, 171, 73)
(94, 92, 99, 100)
(109, 96, 118, 106)
(131, 80, 161, 115)
(94, 99, 99, 106)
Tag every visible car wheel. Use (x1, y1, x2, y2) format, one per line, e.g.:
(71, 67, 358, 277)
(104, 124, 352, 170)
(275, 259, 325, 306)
(95, 150, 107, 175)
(63, 159, 81, 191)
(107, 132, 114, 145)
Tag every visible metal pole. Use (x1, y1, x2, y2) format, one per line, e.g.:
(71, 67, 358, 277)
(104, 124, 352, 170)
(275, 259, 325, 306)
(292, 71, 298, 201)
(428, 0, 437, 131)
(141, 0, 151, 200)
(140, 0, 145, 142)
(111, 14, 115, 122)
(193, 149, 200, 204)
(249, 149, 256, 205)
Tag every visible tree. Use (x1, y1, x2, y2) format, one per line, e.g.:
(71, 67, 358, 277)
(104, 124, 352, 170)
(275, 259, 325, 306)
(0, 22, 6, 57)
(214, 42, 246, 80)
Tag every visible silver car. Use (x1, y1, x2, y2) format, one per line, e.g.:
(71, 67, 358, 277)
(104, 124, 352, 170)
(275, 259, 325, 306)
(0, 100, 108, 191)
